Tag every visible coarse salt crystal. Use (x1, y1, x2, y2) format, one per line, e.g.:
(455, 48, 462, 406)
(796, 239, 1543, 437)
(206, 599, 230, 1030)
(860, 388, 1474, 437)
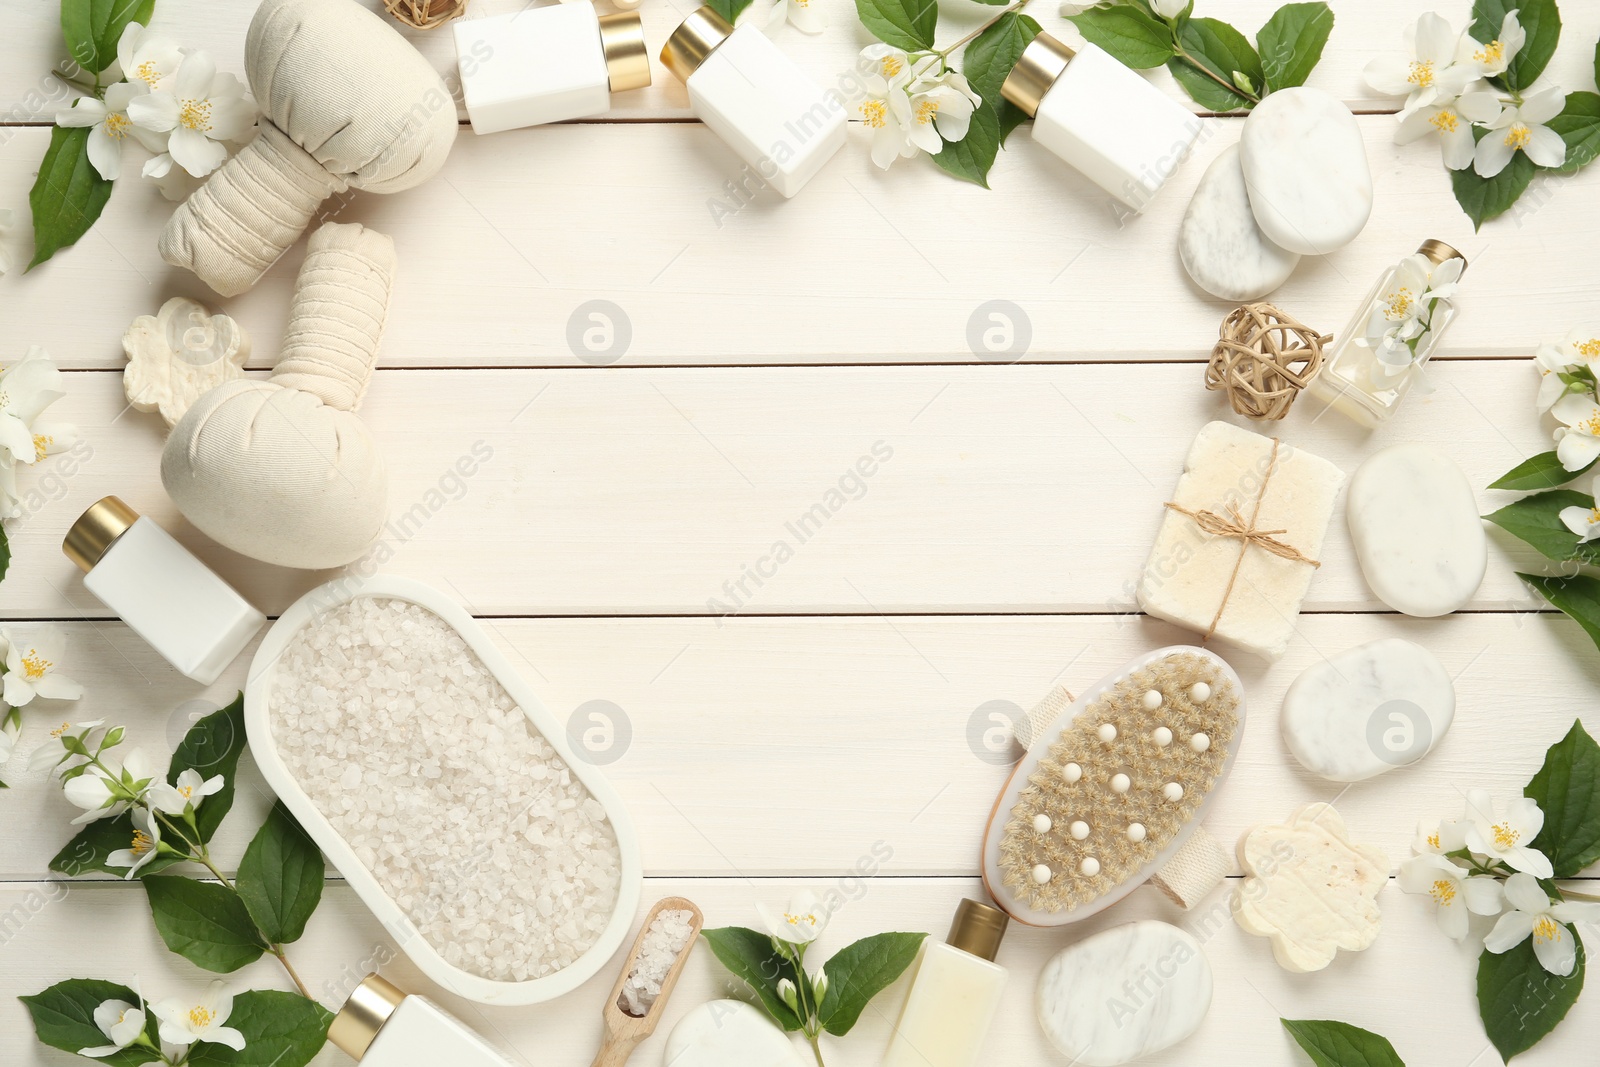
(619, 909, 695, 1016)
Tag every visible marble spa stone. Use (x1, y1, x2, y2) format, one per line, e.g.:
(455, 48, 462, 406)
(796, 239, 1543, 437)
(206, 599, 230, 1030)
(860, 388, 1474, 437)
(1347, 444, 1488, 616)
(1240, 87, 1373, 256)
(665, 1001, 807, 1067)
(1180, 144, 1300, 301)
(1036, 920, 1212, 1066)
(1283, 638, 1455, 781)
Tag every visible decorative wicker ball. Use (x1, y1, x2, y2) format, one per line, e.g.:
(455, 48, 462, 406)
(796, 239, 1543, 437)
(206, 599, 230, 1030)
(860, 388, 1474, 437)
(1205, 303, 1330, 421)
(383, 0, 466, 30)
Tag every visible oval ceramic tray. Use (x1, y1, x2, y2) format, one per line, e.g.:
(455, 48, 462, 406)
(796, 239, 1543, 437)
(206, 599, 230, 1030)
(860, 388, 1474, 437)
(243, 575, 642, 1005)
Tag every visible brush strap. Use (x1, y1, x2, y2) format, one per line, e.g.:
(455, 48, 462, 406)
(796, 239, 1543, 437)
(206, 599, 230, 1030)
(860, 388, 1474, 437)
(1150, 826, 1229, 908)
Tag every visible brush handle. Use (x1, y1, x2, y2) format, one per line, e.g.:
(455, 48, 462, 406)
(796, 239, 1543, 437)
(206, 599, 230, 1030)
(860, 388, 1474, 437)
(590, 1033, 643, 1067)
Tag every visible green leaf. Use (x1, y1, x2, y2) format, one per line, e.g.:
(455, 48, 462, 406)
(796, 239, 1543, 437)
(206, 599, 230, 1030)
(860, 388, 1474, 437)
(964, 13, 1043, 144)
(235, 801, 324, 945)
(1518, 572, 1600, 653)
(1525, 719, 1600, 877)
(169, 693, 247, 842)
(184, 991, 334, 1067)
(1477, 931, 1584, 1060)
(0, 522, 9, 584)
(144, 875, 267, 972)
(702, 0, 753, 25)
(699, 927, 804, 1030)
(1169, 18, 1263, 111)
(1491, 451, 1596, 491)
(930, 101, 1002, 188)
(50, 809, 186, 879)
(1068, 6, 1175, 69)
(28, 125, 115, 270)
(1451, 149, 1536, 229)
(1281, 1019, 1405, 1067)
(854, 0, 937, 51)
(817, 931, 927, 1036)
(21, 978, 162, 1067)
(1257, 3, 1334, 92)
(60, 0, 157, 75)
(1550, 91, 1600, 174)
(1484, 490, 1600, 565)
(1469, 0, 1561, 92)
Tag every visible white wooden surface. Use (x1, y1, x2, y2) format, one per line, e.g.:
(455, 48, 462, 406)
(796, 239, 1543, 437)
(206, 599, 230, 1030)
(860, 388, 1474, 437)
(2, 0, 1598, 1065)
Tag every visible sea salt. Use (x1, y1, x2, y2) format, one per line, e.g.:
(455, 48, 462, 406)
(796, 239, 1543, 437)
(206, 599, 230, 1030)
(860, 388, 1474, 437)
(619, 909, 695, 1016)
(267, 597, 623, 983)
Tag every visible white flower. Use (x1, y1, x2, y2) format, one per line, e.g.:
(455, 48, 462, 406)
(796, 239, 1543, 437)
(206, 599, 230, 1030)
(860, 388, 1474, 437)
(1150, 0, 1187, 18)
(1365, 13, 1481, 111)
(1413, 817, 1468, 855)
(742, 0, 826, 35)
(56, 82, 151, 181)
(148, 768, 224, 816)
(1558, 475, 1600, 542)
(0, 206, 13, 275)
(151, 983, 246, 1050)
(1552, 392, 1600, 471)
(0, 347, 76, 469)
(0, 705, 19, 768)
(63, 749, 154, 825)
(903, 65, 983, 156)
(1365, 253, 1464, 371)
(1474, 87, 1567, 177)
(857, 45, 918, 170)
(758, 890, 830, 946)
(1395, 91, 1501, 170)
(1534, 325, 1600, 410)
(128, 52, 256, 178)
(117, 23, 183, 92)
(1399, 853, 1504, 939)
(1462, 789, 1553, 878)
(1484, 872, 1600, 977)
(27, 717, 107, 774)
(1466, 10, 1526, 79)
(107, 806, 165, 878)
(1, 625, 84, 707)
(79, 996, 147, 1058)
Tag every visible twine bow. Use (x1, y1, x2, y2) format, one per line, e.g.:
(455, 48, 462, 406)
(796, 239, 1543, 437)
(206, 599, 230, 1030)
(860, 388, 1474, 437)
(1162, 438, 1321, 640)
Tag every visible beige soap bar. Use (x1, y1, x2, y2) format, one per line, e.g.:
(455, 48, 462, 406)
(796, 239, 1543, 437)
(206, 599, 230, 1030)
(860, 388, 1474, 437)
(1137, 422, 1344, 661)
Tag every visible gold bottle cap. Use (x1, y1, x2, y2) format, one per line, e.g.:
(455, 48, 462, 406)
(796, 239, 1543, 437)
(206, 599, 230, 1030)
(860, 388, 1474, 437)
(63, 496, 139, 573)
(661, 5, 733, 84)
(329, 974, 408, 1061)
(946, 898, 1008, 962)
(1417, 239, 1467, 273)
(599, 10, 652, 94)
(1001, 33, 1076, 119)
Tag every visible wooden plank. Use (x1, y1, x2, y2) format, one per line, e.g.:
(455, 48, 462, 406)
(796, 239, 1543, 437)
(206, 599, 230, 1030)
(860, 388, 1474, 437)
(5, 0, 1600, 121)
(0, 360, 1566, 618)
(2, 613, 1595, 880)
(1, 875, 1595, 1066)
(2, 117, 1598, 369)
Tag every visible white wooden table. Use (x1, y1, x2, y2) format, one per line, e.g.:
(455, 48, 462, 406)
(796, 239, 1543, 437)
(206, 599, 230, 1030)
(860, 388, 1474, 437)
(2, 0, 1598, 1064)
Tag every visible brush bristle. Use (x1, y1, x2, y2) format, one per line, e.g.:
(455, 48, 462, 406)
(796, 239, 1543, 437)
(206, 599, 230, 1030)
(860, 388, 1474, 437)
(998, 652, 1238, 914)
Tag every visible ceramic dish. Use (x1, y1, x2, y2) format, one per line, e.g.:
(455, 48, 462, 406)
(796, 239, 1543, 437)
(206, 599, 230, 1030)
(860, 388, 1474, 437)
(243, 575, 642, 1005)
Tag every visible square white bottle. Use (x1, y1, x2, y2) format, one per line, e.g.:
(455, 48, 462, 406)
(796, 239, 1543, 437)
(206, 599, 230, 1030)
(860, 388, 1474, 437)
(454, 2, 651, 133)
(1002, 34, 1202, 212)
(329, 974, 514, 1067)
(880, 899, 1009, 1067)
(661, 6, 846, 198)
(64, 497, 265, 685)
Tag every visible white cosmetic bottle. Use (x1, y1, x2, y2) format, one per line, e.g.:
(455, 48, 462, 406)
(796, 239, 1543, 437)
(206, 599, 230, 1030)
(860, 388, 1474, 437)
(63, 497, 264, 685)
(454, 2, 651, 133)
(1002, 33, 1201, 212)
(329, 975, 514, 1067)
(661, 6, 846, 198)
(880, 899, 1009, 1067)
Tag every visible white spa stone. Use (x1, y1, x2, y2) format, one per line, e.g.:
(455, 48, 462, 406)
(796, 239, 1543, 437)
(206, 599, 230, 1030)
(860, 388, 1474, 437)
(666, 1001, 807, 1067)
(1138, 422, 1345, 661)
(1283, 638, 1455, 782)
(1239, 87, 1373, 255)
(1179, 145, 1300, 300)
(1037, 920, 1212, 1066)
(1347, 444, 1488, 617)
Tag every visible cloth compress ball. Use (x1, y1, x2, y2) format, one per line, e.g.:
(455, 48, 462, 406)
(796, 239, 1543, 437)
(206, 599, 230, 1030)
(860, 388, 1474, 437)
(162, 223, 395, 569)
(159, 0, 457, 296)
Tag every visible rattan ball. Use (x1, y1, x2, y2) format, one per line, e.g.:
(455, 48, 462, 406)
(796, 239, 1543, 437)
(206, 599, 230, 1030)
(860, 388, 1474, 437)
(1205, 303, 1330, 421)
(383, 0, 466, 30)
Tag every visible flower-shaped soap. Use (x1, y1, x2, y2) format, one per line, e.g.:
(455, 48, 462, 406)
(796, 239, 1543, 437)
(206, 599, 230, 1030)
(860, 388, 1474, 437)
(1233, 803, 1388, 972)
(123, 297, 249, 428)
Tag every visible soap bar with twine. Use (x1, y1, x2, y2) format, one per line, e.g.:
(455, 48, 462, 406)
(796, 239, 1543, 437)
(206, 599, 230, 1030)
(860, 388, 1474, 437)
(1137, 422, 1344, 661)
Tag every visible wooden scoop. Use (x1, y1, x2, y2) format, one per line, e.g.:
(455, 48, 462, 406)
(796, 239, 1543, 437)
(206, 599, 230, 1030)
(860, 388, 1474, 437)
(590, 896, 704, 1067)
